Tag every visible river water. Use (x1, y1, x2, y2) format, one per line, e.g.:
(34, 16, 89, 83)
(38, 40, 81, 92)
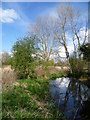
(49, 77, 90, 120)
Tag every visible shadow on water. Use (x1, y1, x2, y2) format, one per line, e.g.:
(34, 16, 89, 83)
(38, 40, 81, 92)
(49, 77, 90, 120)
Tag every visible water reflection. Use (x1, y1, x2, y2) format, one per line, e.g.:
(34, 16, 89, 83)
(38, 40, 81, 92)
(49, 77, 90, 120)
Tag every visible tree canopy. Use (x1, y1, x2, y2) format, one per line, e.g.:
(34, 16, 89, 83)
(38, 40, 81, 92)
(11, 36, 38, 78)
(80, 43, 90, 61)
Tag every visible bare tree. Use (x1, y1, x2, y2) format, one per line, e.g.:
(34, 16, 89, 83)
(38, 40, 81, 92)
(69, 8, 88, 59)
(55, 4, 73, 59)
(29, 4, 88, 65)
(30, 15, 56, 61)
(55, 4, 88, 60)
(2, 52, 11, 65)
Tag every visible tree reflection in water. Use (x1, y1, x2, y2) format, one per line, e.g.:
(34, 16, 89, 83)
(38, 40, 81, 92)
(49, 77, 90, 120)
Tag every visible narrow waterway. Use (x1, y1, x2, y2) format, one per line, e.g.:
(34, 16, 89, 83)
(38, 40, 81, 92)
(49, 77, 90, 120)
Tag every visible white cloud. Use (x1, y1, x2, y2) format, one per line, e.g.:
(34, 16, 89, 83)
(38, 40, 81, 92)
(51, 26, 88, 61)
(79, 27, 88, 44)
(74, 27, 88, 46)
(0, 8, 20, 23)
(50, 44, 74, 62)
(58, 45, 74, 58)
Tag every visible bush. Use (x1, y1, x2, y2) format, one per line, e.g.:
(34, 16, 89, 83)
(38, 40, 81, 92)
(48, 73, 64, 80)
(2, 52, 11, 65)
(11, 36, 38, 79)
(49, 59, 54, 66)
(70, 57, 84, 77)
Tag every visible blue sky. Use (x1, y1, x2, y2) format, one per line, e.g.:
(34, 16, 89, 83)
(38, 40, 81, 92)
(1, 2, 88, 53)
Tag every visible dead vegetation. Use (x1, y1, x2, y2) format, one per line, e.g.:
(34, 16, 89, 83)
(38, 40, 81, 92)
(36, 66, 70, 78)
(2, 65, 17, 88)
(2, 65, 70, 89)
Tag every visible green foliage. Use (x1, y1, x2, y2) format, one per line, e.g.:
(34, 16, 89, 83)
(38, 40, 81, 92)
(80, 43, 90, 61)
(40, 61, 50, 73)
(2, 78, 65, 119)
(48, 73, 64, 80)
(49, 59, 54, 66)
(41, 59, 55, 72)
(80, 43, 90, 75)
(11, 36, 38, 79)
(70, 57, 84, 77)
(41, 59, 54, 67)
(42, 60, 50, 67)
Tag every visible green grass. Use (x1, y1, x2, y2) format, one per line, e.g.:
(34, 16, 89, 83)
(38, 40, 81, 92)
(2, 73, 65, 119)
(48, 72, 65, 80)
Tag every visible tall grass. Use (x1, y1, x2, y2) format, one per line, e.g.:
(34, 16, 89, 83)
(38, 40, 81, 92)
(2, 66, 17, 89)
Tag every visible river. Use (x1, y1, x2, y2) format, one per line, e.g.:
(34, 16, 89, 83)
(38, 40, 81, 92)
(49, 77, 90, 120)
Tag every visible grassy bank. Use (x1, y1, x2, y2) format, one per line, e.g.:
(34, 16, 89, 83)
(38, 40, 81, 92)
(2, 73, 65, 119)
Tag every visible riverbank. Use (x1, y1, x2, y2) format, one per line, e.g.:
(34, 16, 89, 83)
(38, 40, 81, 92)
(2, 65, 90, 119)
(2, 73, 65, 119)
(2, 65, 69, 89)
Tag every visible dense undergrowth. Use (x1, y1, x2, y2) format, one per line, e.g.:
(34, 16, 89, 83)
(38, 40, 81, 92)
(2, 73, 65, 119)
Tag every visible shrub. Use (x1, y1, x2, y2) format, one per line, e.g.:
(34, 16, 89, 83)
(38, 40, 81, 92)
(11, 36, 38, 79)
(2, 52, 11, 65)
(49, 59, 54, 66)
(70, 57, 84, 77)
